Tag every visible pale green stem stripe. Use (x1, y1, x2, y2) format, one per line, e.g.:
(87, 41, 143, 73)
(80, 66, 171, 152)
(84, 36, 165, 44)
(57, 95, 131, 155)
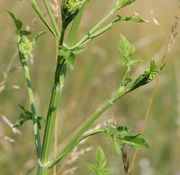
(37, 29, 66, 175)
(23, 65, 42, 158)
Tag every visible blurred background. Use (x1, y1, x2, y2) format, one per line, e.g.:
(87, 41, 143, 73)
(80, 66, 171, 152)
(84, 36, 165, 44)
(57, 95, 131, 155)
(0, 0, 180, 175)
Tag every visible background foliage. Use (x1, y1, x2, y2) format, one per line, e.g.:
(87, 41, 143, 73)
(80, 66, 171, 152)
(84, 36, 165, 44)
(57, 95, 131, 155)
(0, 0, 180, 175)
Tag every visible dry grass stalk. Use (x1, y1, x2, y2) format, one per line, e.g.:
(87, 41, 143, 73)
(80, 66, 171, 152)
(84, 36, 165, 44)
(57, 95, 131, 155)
(127, 6, 180, 175)
(121, 143, 129, 174)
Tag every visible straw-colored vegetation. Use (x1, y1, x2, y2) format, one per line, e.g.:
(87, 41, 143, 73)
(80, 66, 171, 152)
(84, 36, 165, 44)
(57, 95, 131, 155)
(0, 0, 180, 175)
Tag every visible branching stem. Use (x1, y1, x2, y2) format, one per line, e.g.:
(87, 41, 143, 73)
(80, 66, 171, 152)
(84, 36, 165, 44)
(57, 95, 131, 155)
(38, 26, 67, 175)
(46, 90, 129, 168)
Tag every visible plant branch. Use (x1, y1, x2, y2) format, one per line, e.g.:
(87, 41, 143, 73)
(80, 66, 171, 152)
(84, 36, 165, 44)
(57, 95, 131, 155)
(38, 27, 67, 175)
(74, 9, 114, 47)
(42, 0, 60, 37)
(21, 60, 42, 158)
(31, 0, 59, 39)
(74, 0, 135, 47)
(46, 90, 129, 168)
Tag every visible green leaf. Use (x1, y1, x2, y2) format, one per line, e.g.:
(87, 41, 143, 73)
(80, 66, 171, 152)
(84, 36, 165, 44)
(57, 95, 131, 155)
(103, 168, 113, 175)
(150, 60, 158, 71)
(96, 147, 107, 168)
(105, 125, 131, 154)
(160, 63, 166, 71)
(58, 46, 77, 70)
(20, 30, 32, 36)
(13, 105, 45, 129)
(105, 125, 131, 138)
(8, 11, 23, 31)
(87, 164, 99, 174)
(13, 105, 32, 128)
(120, 134, 149, 149)
(116, 14, 146, 23)
(104, 124, 149, 154)
(119, 34, 135, 60)
(116, 126, 131, 135)
(87, 147, 113, 175)
(129, 60, 160, 91)
(8, 11, 32, 36)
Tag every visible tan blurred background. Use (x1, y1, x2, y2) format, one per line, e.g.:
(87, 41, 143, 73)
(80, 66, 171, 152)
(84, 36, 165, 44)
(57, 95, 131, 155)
(0, 0, 180, 175)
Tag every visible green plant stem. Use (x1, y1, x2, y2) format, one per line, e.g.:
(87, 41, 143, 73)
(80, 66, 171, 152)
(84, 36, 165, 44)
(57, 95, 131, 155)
(74, 9, 114, 47)
(31, 0, 59, 39)
(37, 27, 66, 175)
(46, 90, 129, 168)
(74, 0, 135, 47)
(23, 64, 42, 158)
(42, 0, 60, 37)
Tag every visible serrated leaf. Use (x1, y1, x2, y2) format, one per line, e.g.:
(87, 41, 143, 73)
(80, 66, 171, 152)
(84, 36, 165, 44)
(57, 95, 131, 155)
(105, 125, 132, 154)
(119, 34, 135, 60)
(87, 147, 113, 175)
(120, 134, 149, 149)
(103, 168, 113, 175)
(87, 164, 99, 174)
(96, 147, 107, 168)
(116, 126, 131, 135)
